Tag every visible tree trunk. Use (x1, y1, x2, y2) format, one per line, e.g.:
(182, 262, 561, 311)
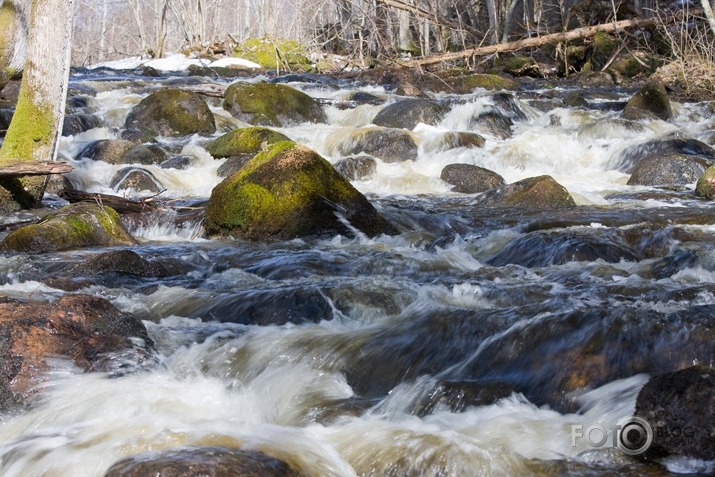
(701, 0, 715, 36)
(0, 0, 75, 212)
(0, 0, 29, 75)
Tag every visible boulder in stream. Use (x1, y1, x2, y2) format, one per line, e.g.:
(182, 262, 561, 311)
(635, 366, 715, 461)
(104, 446, 303, 477)
(627, 153, 711, 186)
(207, 126, 291, 159)
(622, 81, 674, 121)
(0, 295, 153, 409)
(440, 163, 505, 193)
(78, 139, 135, 164)
(73, 250, 172, 277)
(1, 202, 136, 253)
(332, 126, 418, 163)
(205, 141, 395, 239)
(334, 156, 377, 181)
(424, 131, 486, 153)
(110, 167, 164, 194)
(124, 88, 216, 138)
(696, 164, 715, 199)
(476, 175, 576, 209)
(223, 81, 326, 127)
(372, 98, 446, 129)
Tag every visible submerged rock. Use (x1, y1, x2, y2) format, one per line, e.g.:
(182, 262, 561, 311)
(333, 127, 418, 163)
(440, 163, 504, 193)
(372, 98, 446, 129)
(622, 81, 673, 121)
(73, 250, 171, 277)
(104, 447, 303, 477)
(627, 153, 711, 186)
(334, 155, 377, 181)
(615, 137, 715, 176)
(0, 295, 153, 409)
(635, 366, 715, 461)
(223, 81, 326, 127)
(205, 141, 395, 239)
(469, 110, 514, 140)
(424, 131, 486, 153)
(121, 144, 168, 165)
(476, 175, 576, 208)
(124, 88, 216, 138)
(1, 202, 136, 253)
(62, 113, 102, 136)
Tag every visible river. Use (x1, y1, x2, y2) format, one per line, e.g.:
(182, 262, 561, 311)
(0, 63, 714, 476)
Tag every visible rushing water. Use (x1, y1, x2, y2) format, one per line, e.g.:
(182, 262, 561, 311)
(0, 65, 714, 476)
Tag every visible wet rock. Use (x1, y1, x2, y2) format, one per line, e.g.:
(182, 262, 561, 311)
(160, 155, 194, 170)
(0, 108, 13, 135)
(494, 55, 542, 78)
(62, 113, 102, 136)
(233, 37, 311, 71)
(627, 153, 711, 186)
(120, 128, 155, 144)
(416, 380, 514, 415)
(622, 80, 673, 121)
(207, 127, 291, 159)
(122, 144, 168, 165)
(334, 156, 377, 181)
(469, 110, 513, 139)
(0, 80, 20, 104)
(577, 118, 647, 141)
(696, 164, 715, 199)
(476, 175, 576, 209)
(110, 167, 164, 194)
(615, 137, 715, 173)
(424, 131, 486, 153)
(440, 164, 505, 193)
(73, 250, 171, 277)
(217, 156, 254, 178)
(347, 91, 384, 106)
(1, 202, 135, 253)
(486, 229, 643, 267)
(141, 65, 161, 77)
(205, 141, 395, 239)
(223, 81, 326, 127)
(0, 295, 153, 407)
(635, 366, 715, 461)
(371, 98, 446, 130)
(334, 127, 418, 163)
(104, 447, 303, 477)
(78, 139, 135, 163)
(427, 72, 518, 94)
(490, 93, 529, 121)
(563, 92, 588, 108)
(124, 88, 216, 138)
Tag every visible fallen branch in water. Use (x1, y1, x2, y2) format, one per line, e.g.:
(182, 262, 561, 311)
(58, 190, 159, 214)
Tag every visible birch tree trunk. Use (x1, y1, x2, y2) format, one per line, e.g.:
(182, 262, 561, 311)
(0, 0, 75, 211)
(701, 0, 715, 36)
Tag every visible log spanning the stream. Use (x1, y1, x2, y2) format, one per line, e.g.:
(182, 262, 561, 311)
(59, 190, 159, 214)
(0, 161, 73, 177)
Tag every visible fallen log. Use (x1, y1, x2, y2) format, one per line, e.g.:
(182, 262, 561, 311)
(400, 11, 700, 67)
(58, 190, 158, 214)
(0, 161, 73, 177)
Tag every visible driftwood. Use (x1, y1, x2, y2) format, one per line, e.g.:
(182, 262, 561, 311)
(59, 190, 159, 214)
(0, 161, 73, 177)
(399, 12, 698, 67)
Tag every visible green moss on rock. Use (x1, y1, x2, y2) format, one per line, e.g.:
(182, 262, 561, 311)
(223, 82, 326, 127)
(696, 164, 715, 199)
(124, 89, 216, 138)
(207, 127, 291, 158)
(1, 202, 136, 253)
(478, 175, 577, 209)
(622, 80, 673, 121)
(443, 74, 518, 93)
(205, 141, 394, 239)
(232, 37, 312, 71)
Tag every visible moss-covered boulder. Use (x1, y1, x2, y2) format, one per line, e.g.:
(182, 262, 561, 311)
(477, 175, 576, 208)
(425, 71, 518, 93)
(372, 99, 446, 129)
(124, 89, 216, 138)
(696, 164, 715, 199)
(1, 202, 136, 253)
(207, 127, 291, 158)
(223, 82, 326, 127)
(232, 37, 311, 71)
(205, 141, 394, 239)
(492, 55, 542, 78)
(590, 32, 619, 70)
(441, 164, 505, 193)
(332, 127, 418, 163)
(622, 80, 673, 121)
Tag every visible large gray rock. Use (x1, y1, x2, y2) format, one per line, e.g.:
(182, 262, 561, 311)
(104, 447, 302, 477)
(372, 98, 446, 129)
(334, 155, 377, 181)
(615, 137, 715, 174)
(334, 127, 418, 163)
(440, 163, 504, 193)
(78, 139, 135, 164)
(627, 153, 711, 186)
(622, 81, 673, 121)
(110, 167, 164, 194)
(476, 175, 576, 208)
(125, 88, 216, 138)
